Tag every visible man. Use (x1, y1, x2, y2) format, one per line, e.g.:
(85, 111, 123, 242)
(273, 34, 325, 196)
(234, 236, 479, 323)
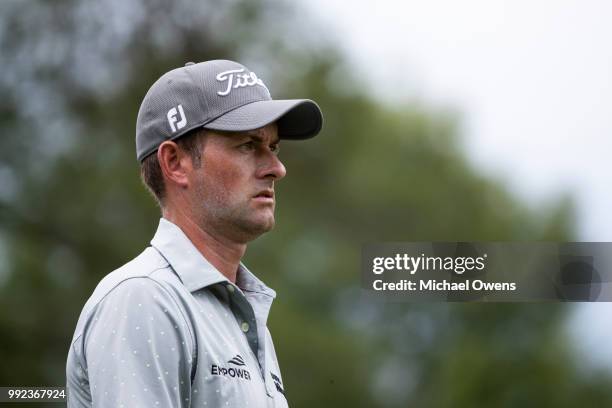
(66, 59, 323, 407)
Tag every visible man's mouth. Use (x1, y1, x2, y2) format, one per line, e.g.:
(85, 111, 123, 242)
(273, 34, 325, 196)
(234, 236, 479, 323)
(253, 189, 275, 203)
(254, 189, 274, 198)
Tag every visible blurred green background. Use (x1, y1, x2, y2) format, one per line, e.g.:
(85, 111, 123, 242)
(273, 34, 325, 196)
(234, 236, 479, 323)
(0, 0, 610, 407)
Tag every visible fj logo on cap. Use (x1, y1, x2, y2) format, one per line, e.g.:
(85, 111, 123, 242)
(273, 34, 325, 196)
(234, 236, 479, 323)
(216, 69, 268, 96)
(167, 104, 187, 133)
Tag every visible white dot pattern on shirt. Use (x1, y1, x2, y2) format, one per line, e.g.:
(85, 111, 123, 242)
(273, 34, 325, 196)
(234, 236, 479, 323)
(69, 233, 285, 408)
(79, 278, 197, 408)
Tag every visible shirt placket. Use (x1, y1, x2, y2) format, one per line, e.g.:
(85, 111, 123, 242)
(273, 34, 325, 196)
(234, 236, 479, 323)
(210, 284, 266, 381)
(226, 283, 278, 400)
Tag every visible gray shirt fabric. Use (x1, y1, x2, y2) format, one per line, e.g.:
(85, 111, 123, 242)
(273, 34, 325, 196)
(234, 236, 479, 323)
(66, 218, 288, 408)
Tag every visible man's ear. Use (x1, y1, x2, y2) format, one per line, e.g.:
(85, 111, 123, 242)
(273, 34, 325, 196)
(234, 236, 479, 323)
(157, 141, 192, 190)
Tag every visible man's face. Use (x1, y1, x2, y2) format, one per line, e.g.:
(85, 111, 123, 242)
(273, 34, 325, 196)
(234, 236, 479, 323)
(188, 123, 286, 243)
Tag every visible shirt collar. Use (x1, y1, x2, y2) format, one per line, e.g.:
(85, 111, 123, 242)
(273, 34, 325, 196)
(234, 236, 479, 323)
(237, 263, 276, 299)
(150, 218, 275, 299)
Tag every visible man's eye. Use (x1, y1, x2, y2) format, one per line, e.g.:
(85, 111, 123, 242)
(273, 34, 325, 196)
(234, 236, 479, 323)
(270, 144, 280, 155)
(239, 142, 255, 151)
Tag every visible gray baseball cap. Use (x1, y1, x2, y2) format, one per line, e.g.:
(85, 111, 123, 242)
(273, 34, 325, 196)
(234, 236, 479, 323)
(136, 59, 323, 161)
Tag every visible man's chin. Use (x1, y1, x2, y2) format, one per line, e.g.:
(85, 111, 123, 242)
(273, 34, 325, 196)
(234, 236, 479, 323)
(252, 216, 276, 234)
(235, 216, 275, 242)
(251, 208, 276, 229)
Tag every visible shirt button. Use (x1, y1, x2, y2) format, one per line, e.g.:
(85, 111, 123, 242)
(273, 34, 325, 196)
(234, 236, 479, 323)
(226, 285, 235, 293)
(241, 322, 250, 332)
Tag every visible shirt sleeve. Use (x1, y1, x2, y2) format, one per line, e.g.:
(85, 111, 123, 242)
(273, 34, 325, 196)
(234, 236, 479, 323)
(83, 277, 195, 408)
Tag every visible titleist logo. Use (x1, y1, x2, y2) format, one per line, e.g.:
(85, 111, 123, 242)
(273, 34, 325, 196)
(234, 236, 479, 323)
(216, 69, 268, 96)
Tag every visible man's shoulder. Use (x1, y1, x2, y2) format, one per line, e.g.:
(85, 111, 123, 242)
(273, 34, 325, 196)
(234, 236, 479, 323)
(71, 247, 183, 339)
(94, 246, 171, 292)
(67, 246, 198, 378)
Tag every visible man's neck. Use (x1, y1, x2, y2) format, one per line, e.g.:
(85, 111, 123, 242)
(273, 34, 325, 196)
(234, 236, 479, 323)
(162, 208, 246, 283)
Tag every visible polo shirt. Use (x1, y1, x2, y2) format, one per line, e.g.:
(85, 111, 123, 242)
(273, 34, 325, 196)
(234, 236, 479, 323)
(66, 218, 288, 407)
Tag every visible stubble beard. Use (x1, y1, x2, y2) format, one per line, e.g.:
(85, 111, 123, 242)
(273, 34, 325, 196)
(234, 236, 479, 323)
(193, 184, 276, 244)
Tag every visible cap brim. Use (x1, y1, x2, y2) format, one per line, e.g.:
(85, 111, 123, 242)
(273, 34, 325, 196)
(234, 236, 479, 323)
(203, 99, 323, 140)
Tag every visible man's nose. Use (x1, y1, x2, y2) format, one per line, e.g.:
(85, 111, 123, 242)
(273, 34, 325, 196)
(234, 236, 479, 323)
(258, 151, 287, 180)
